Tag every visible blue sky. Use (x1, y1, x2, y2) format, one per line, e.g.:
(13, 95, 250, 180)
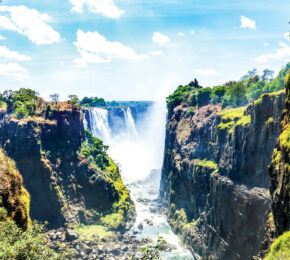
(0, 0, 289, 101)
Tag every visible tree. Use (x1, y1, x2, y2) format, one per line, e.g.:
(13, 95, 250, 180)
(262, 69, 274, 82)
(197, 87, 212, 107)
(49, 93, 59, 104)
(68, 94, 79, 107)
(188, 78, 201, 88)
(227, 82, 247, 107)
(211, 85, 227, 104)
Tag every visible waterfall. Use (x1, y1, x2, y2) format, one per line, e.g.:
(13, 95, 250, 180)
(84, 104, 166, 183)
(123, 107, 138, 140)
(86, 108, 111, 144)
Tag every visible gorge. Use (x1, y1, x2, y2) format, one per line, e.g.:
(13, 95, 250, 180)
(0, 67, 289, 260)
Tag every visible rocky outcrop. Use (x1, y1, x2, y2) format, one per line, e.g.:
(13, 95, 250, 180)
(0, 107, 135, 229)
(0, 148, 30, 230)
(262, 73, 290, 258)
(160, 90, 286, 259)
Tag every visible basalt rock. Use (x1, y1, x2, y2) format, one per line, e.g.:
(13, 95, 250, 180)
(160, 90, 286, 259)
(0, 107, 135, 229)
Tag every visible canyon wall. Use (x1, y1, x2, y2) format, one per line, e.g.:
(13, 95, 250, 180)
(160, 90, 286, 259)
(0, 107, 135, 229)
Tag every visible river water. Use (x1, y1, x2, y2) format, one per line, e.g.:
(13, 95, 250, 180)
(84, 104, 194, 259)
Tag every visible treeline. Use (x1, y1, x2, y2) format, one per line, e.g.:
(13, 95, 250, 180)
(167, 62, 290, 116)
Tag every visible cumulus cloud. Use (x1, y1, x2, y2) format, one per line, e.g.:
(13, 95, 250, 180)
(0, 46, 31, 61)
(0, 63, 29, 81)
(255, 42, 290, 63)
(70, 0, 124, 18)
(73, 29, 148, 67)
(0, 35, 5, 40)
(240, 16, 256, 29)
(264, 42, 269, 46)
(152, 32, 170, 44)
(0, 5, 60, 44)
(194, 68, 219, 76)
(178, 32, 185, 37)
(148, 50, 163, 56)
(190, 30, 195, 35)
(284, 32, 290, 41)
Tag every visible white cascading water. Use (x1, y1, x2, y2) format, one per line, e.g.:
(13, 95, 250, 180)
(85, 104, 166, 183)
(84, 101, 194, 259)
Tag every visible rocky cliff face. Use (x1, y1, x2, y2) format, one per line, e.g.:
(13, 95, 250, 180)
(0, 107, 135, 229)
(263, 74, 290, 258)
(0, 148, 30, 230)
(160, 90, 286, 259)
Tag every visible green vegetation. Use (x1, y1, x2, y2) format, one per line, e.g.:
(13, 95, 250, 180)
(131, 236, 166, 260)
(68, 94, 80, 107)
(80, 96, 106, 107)
(265, 231, 290, 260)
(166, 62, 290, 116)
(100, 157, 134, 230)
(80, 129, 109, 170)
(80, 130, 134, 231)
(74, 224, 113, 241)
(218, 106, 251, 134)
(194, 159, 218, 169)
(0, 220, 60, 260)
(197, 87, 212, 107)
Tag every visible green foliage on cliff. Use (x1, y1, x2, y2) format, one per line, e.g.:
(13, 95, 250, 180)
(197, 87, 212, 107)
(194, 159, 218, 169)
(0, 220, 60, 260)
(218, 106, 251, 134)
(80, 96, 106, 107)
(74, 224, 113, 241)
(166, 62, 290, 115)
(101, 157, 134, 230)
(81, 129, 109, 170)
(265, 231, 290, 260)
(0, 149, 31, 230)
(80, 130, 134, 231)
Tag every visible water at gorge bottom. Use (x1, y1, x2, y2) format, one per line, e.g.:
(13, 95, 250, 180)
(127, 171, 194, 260)
(84, 105, 194, 259)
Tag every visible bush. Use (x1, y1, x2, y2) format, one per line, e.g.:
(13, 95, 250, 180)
(0, 220, 59, 260)
(14, 106, 29, 119)
(211, 85, 227, 104)
(81, 129, 109, 170)
(197, 87, 212, 107)
(226, 82, 247, 107)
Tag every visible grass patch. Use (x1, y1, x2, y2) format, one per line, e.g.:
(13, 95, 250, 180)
(279, 126, 290, 152)
(194, 159, 218, 169)
(74, 224, 113, 241)
(218, 106, 246, 121)
(265, 231, 290, 260)
(217, 106, 251, 134)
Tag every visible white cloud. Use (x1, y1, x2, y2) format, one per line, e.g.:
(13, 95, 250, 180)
(284, 32, 290, 41)
(70, 0, 124, 18)
(0, 35, 5, 40)
(0, 46, 31, 61)
(152, 32, 170, 44)
(279, 41, 287, 47)
(240, 16, 256, 29)
(0, 5, 60, 44)
(255, 43, 290, 63)
(148, 50, 163, 56)
(194, 68, 219, 76)
(0, 63, 29, 81)
(74, 29, 148, 67)
(264, 42, 269, 46)
(178, 32, 185, 37)
(190, 30, 195, 35)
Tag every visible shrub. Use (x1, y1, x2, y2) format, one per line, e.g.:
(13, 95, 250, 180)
(0, 220, 59, 259)
(81, 129, 109, 170)
(197, 87, 212, 107)
(211, 85, 227, 104)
